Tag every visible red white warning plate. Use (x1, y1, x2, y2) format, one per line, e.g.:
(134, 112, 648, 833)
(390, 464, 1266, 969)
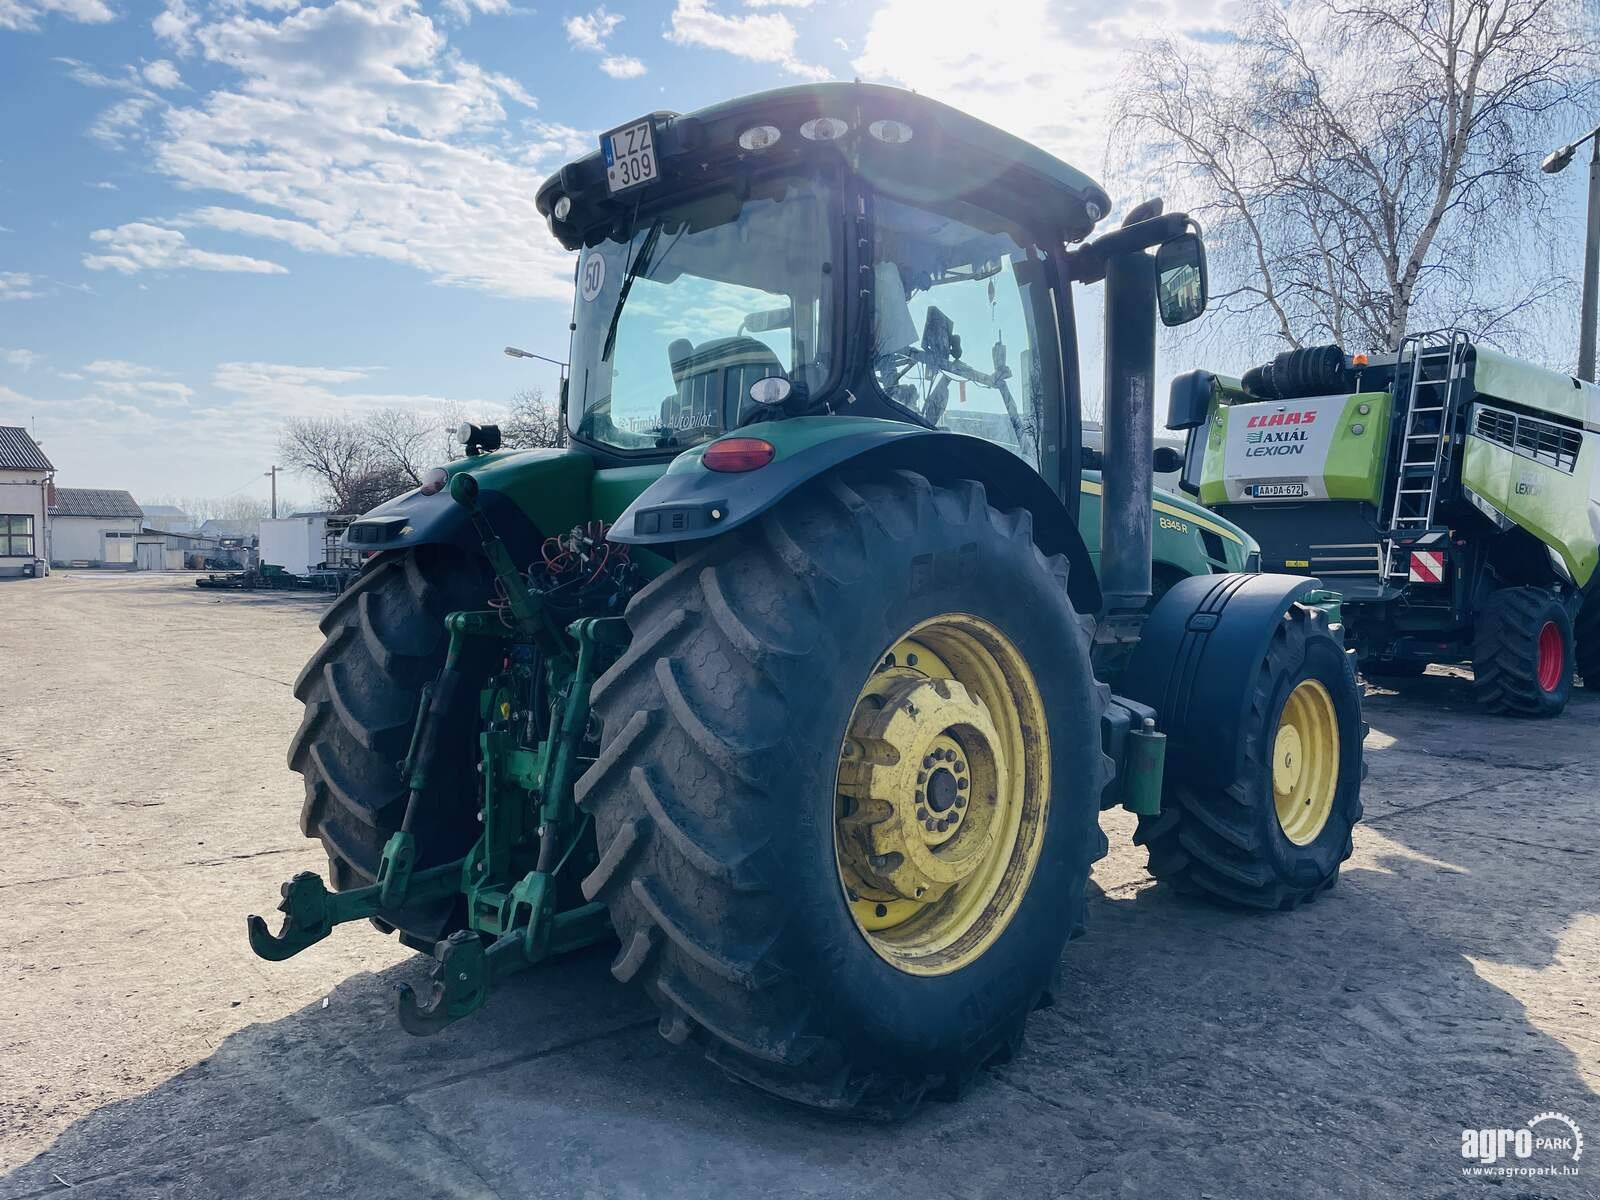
(1409, 550, 1445, 584)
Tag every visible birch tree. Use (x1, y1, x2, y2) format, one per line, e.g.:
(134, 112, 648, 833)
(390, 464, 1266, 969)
(1113, 0, 1597, 357)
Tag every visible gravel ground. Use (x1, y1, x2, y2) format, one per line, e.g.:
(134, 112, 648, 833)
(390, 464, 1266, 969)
(1, 571, 1596, 1199)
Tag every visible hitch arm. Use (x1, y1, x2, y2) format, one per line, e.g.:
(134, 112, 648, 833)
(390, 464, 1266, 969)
(245, 832, 463, 961)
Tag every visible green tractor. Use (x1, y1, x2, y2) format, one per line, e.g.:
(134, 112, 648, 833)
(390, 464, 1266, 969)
(1172, 332, 1600, 716)
(250, 84, 1365, 1116)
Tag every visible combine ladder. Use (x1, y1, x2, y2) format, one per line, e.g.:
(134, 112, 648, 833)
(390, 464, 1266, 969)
(1383, 329, 1471, 581)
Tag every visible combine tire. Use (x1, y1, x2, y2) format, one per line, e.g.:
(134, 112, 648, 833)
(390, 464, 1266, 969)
(1472, 587, 1573, 717)
(1136, 602, 1363, 908)
(287, 546, 488, 946)
(577, 471, 1109, 1117)
(1574, 593, 1600, 686)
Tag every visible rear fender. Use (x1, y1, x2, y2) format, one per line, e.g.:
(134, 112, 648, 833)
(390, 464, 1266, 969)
(1119, 572, 1327, 787)
(608, 416, 1103, 613)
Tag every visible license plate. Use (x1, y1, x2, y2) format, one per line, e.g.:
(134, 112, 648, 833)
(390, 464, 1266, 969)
(603, 119, 657, 193)
(1250, 482, 1307, 498)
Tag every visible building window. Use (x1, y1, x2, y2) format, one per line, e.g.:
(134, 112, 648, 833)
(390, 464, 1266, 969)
(1, 514, 34, 557)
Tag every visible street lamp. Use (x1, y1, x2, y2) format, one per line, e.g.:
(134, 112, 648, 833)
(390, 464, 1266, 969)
(503, 345, 567, 369)
(1542, 124, 1600, 382)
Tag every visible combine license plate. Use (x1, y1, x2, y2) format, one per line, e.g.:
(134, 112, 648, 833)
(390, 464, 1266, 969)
(1248, 482, 1308, 498)
(603, 119, 657, 193)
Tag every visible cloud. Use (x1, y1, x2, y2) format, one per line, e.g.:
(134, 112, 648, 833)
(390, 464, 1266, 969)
(183, 206, 343, 254)
(600, 55, 646, 79)
(84, 359, 156, 379)
(566, 6, 622, 51)
(83, 222, 289, 275)
(143, 59, 183, 89)
(854, 0, 1232, 172)
(152, 0, 198, 53)
(0, 0, 115, 33)
(2, 349, 37, 371)
(566, 6, 645, 78)
(0, 272, 43, 301)
(744, 0, 814, 7)
(666, 0, 827, 80)
(98, 0, 578, 300)
(87, 97, 156, 147)
(438, 0, 510, 21)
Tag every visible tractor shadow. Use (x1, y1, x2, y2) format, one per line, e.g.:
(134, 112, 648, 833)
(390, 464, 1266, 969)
(5, 702, 1598, 1198)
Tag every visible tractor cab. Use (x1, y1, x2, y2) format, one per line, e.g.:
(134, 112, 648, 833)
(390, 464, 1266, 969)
(536, 83, 1198, 517)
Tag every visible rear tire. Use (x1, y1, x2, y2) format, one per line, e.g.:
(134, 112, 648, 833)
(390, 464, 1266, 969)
(1472, 587, 1572, 717)
(577, 470, 1109, 1117)
(1135, 602, 1364, 908)
(287, 546, 488, 944)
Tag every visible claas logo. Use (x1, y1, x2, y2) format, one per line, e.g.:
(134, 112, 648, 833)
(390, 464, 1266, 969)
(1245, 410, 1318, 429)
(1246, 431, 1264, 444)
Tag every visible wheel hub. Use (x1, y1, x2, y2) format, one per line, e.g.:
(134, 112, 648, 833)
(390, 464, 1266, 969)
(837, 674, 1004, 909)
(833, 616, 1052, 976)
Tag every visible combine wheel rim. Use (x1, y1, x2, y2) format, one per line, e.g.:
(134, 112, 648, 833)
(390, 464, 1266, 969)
(1537, 621, 1564, 693)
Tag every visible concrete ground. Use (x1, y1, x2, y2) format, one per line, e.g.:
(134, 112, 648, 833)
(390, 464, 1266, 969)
(1, 572, 1595, 1200)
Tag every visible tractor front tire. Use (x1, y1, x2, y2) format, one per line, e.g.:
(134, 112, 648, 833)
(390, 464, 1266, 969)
(1135, 602, 1364, 908)
(1472, 587, 1573, 717)
(287, 546, 488, 946)
(577, 470, 1109, 1117)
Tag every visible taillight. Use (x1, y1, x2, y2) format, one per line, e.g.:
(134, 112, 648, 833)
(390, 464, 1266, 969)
(702, 437, 775, 472)
(419, 467, 449, 496)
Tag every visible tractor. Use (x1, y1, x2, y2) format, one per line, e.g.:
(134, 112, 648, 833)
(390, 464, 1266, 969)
(249, 83, 1365, 1117)
(1172, 333, 1600, 716)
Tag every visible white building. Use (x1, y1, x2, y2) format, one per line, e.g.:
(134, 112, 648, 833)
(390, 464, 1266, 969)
(0, 426, 52, 579)
(50, 488, 154, 568)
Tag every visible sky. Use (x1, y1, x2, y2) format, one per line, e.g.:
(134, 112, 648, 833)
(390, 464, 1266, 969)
(0, 0, 1592, 506)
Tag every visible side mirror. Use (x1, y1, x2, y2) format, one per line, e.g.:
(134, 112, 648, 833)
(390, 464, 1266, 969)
(1153, 446, 1184, 475)
(1166, 369, 1216, 430)
(1155, 233, 1208, 327)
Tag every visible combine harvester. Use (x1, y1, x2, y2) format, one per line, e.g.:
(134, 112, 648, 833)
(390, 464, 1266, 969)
(1170, 332, 1600, 715)
(248, 84, 1363, 1115)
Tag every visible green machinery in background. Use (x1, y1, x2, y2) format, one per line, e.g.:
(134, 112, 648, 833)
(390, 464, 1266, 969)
(1171, 332, 1600, 716)
(249, 83, 1362, 1118)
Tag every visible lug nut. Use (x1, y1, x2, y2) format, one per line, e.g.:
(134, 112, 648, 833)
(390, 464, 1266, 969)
(955, 795, 966, 808)
(958, 777, 969, 790)
(938, 818, 950, 832)
(917, 807, 930, 822)
(953, 761, 964, 774)
(923, 755, 936, 769)
(924, 819, 938, 832)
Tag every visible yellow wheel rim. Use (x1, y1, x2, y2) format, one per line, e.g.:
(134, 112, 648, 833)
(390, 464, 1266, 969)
(1272, 679, 1340, 845)
(834, 614, 1050, 976)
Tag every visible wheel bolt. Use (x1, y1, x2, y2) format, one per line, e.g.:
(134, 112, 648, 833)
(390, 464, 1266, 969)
(924, 819, 938, 832)
(953, 761, 965, 774)
(958, 777, 969, 790)
(955, 795, 966, 808)
(917, 807, 930, 822)
(938, 818, 950, 832)
(923, 755, 935, 769)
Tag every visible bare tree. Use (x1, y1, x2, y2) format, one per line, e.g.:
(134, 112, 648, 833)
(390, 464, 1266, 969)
(502, 387, 566, 449)
(364, 408, 441, 487)
(1113, 0, 1597, 358)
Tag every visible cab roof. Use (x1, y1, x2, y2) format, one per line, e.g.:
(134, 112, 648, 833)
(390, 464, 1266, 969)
(535, 83, 1113, 249)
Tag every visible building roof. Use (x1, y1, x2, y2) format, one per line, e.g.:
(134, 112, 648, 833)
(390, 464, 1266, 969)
(52, 488, 144, 519)
(198, 518, 255, 537)
(0, 426, 53, 472)
(139, 504, 189, 518)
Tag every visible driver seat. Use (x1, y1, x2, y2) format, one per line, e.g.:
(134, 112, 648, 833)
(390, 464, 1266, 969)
(661, 336, 786, 431)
